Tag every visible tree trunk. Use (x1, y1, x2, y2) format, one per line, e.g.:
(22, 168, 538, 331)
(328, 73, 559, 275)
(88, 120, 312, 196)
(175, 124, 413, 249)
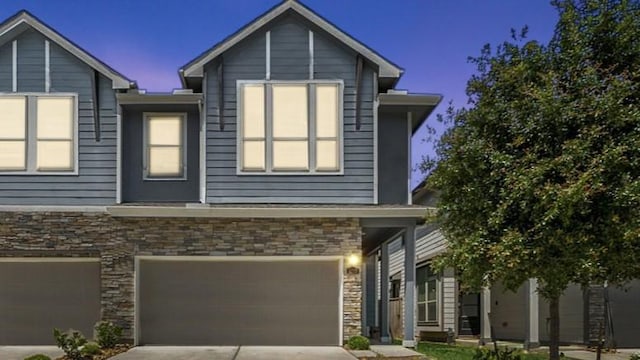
(549, 295, 561, 360)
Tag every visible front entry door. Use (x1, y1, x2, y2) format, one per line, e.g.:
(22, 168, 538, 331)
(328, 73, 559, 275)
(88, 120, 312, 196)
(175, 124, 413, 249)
(459, 292, 481, 336)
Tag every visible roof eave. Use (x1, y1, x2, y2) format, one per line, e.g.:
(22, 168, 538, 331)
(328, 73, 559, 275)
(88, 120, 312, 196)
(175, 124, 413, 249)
(0, 10, 134, 90)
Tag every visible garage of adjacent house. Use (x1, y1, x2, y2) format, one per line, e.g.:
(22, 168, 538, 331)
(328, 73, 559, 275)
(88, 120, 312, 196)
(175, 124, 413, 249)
(0, 258, 101, 345)
(609, 280, 640, 348)
(136, 257, 342, 346)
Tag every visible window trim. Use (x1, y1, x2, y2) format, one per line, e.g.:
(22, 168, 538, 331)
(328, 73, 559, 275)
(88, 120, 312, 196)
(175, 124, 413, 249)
(417, 264, 440, 326)
(0, 92, 79, 176)
(236, 79, 344, 176)
(142, 112, 188, 181)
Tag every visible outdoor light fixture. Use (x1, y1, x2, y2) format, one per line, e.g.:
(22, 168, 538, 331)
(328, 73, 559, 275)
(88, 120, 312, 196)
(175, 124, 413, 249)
(346, 254, 361, 274)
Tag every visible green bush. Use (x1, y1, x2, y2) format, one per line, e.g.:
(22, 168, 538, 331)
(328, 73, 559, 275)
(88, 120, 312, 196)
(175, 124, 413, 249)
(347, 335, 370, 350)
(94, 320, 122, 349)
(630, 352, 640, 360)
(53, 328, 87, 360)
(81, 341, 102, 356)
(23, 355, 51, 360)
(472, 347, 523, 360)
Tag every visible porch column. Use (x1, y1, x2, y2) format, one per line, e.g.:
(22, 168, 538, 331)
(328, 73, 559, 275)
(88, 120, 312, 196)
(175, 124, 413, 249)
(403, 224, 416, 347)
(363, 254, 378, 335)
(524, 278, 540, 349)
(479, 286, 492, 345)
(380, 241, 390, 343)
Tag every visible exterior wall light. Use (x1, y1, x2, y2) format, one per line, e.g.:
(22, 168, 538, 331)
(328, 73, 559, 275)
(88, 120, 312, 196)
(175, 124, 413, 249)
(346, 254, 361, 274)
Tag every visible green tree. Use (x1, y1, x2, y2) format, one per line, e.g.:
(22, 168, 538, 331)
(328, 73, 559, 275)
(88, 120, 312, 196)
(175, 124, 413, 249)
(424, 1, 640, 358)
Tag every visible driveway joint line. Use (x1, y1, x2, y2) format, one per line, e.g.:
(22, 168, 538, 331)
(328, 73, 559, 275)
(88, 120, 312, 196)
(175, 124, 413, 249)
(231, 345, 241, 360)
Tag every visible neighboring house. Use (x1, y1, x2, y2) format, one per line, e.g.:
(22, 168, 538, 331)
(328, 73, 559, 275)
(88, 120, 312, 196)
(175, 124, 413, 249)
(369, 184, 640, 348)
(0, 1, 442, 346)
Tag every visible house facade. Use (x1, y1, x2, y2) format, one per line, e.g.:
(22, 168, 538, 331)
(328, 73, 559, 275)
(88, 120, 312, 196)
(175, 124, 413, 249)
(370, 186, 640, 348)
(0, 1, 441, 346)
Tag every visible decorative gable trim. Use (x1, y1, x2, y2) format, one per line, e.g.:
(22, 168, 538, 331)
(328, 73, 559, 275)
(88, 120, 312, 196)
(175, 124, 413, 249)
(0, 10, 134, 89)
(180, 0, 403, 82)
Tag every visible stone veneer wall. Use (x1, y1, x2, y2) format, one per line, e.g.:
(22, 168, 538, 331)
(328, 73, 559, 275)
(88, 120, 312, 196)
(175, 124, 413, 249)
(0, 212, 362, 342)
(586, 284, 606, 346)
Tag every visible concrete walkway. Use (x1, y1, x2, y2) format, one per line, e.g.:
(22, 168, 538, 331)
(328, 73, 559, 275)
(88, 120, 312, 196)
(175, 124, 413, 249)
(110, 346, 357, 360)
(0, 346, 63, 360)
(563, 349, 638, 360)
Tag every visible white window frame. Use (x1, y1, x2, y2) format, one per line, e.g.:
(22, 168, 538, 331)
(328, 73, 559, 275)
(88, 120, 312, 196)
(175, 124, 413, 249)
(142, 112, 188, 181)
(417, 265, 440, 325)
(0, 92, 78, 175)
(236, 79, 344, 175)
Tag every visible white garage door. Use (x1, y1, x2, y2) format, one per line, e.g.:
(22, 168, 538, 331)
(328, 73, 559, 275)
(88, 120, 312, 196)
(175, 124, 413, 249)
(0, 259, 101, 345)
(137, 257, 342, 345)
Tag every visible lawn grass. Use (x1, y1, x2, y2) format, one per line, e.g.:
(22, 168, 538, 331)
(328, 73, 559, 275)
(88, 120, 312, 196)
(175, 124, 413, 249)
(415, 342, 552, 360)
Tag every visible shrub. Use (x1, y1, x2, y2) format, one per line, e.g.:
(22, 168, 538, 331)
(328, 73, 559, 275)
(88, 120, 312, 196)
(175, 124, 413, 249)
(473, 347, 523, 360)
(53, 328, 87, 360)
(81, 341, 102, 356)
(630, 352, 640, 360)
(23, 355, 51, 360)
(94, 320, 122, 349)
(347, 335, 370, 350)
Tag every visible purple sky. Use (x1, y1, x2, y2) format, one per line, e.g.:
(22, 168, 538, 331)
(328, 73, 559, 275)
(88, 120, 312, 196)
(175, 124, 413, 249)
(1, 0, 558, 187)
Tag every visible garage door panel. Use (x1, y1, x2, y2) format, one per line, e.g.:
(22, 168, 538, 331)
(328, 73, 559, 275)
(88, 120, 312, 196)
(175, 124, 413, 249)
(609, 280, 640, 348)
(139, 258, 341, 345)
(0, 261, 101, 345)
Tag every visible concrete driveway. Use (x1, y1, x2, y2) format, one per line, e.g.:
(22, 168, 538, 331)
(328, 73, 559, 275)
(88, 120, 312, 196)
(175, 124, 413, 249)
(0, 346, 63, 360)
(110, 346, 356, 360)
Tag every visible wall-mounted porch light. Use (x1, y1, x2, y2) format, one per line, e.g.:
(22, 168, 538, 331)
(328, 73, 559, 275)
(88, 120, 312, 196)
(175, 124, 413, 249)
(346, 254, 361, 275)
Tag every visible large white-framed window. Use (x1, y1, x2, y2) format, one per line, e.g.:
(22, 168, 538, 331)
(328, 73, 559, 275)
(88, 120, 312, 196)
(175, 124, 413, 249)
(0, 93, 78, 174)
(237, 80, 343, 175)
(417, 264, 440, 324)
(143, 113, 187, 180)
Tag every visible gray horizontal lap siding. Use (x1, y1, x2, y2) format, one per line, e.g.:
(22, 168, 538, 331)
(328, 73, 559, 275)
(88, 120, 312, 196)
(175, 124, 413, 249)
(205, 14, 375, 204)
(0, 29, 117, 205)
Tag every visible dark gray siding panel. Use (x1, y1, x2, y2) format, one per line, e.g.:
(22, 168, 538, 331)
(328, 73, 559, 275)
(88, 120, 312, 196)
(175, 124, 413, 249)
(0, 42, 11, 92)
(378, 113, 409, 204)
(122, 104, 200, 202)
(269, 15, 309, 80)
(0, 30, 117, 205)
(17, 29, 45, 92)
(204, 15, 374, 204)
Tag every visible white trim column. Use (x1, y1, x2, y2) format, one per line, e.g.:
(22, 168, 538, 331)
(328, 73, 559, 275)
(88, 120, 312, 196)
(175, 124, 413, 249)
(380, 242, 390, 343)
(525, 278, 540, 349)
(403, 224, 416, 347)
(480, 286, 492, 345)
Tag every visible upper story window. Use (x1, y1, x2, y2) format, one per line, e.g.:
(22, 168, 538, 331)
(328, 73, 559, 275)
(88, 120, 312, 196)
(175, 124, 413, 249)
(0, 94, 76, 174)
(237, 80, 343, 175)
(143, 113, 186, 180)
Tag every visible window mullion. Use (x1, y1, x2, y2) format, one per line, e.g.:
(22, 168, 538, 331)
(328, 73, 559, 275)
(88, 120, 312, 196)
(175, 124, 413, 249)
(308, 83, 316, 172)
(26, 96, 37, 172)
(265, 84, 273, 173)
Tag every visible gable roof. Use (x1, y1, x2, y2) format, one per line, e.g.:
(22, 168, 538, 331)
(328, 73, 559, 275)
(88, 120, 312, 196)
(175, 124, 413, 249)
(0, 10, 134, 89)
(180, 0, 403, 83)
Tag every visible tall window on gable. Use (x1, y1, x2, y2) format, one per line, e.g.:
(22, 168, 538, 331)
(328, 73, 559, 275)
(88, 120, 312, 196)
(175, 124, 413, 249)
(238, 81, 342, 174)
(0, 94, 76, 174)
(144, 114, 186, 179)
(417, 264, 440, 324)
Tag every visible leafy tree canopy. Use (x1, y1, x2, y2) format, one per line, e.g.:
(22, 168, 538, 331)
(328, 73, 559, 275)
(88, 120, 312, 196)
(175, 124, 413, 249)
(426, 0, 640, 301)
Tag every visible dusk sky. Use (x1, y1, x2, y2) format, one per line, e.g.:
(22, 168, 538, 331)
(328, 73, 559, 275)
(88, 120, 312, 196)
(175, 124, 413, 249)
(0, 0, 558, 187)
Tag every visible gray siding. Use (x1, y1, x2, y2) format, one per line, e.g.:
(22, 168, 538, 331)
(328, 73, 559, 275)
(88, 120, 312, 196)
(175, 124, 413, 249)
(378, 113, 409, 204)
(416, 228, 447, 263)
(204, 14, 374, 204)
(0, 42, 12, 92)
(121, 104, 200, 202)
(0, 29, 117, 205)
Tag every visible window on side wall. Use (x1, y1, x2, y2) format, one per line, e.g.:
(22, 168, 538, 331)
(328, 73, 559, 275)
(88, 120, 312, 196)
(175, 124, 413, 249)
(417, 264, 439, 324)
(144, 113, 186, 180)
(0, 94, 76, 174)
(237, 81, 342, 174)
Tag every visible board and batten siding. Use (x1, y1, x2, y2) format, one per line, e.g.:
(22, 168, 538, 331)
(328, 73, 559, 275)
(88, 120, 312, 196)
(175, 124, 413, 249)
(204, 14, 375, 204)
(382, 228, 456, 334)
(0, 29, 117, 205)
